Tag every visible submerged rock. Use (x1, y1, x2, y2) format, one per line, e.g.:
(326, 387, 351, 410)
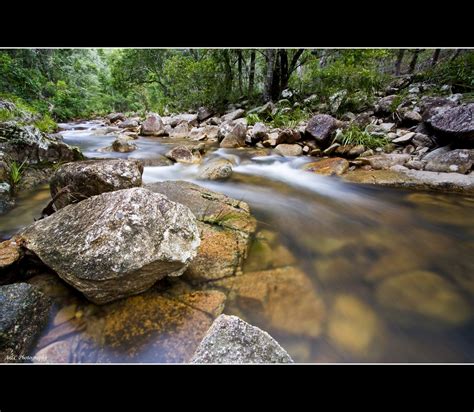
(146, 181, 256, 282)
(50, 159, 143, 210)
(20, 188, 200, 304)
(0, 283, 52, 362)
(190, 315, 293, 364)
(376, 270, 472, 326)
(212, 266, 326, 338)
(327, 294, 384, 358)
(84, 288, 226, 363)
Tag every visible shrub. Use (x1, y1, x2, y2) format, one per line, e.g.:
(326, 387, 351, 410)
(336, 125, 388, 149)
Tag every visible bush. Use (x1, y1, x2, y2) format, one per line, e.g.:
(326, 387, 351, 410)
(336, 125, 388, 149)
(420, 52, 474, 93)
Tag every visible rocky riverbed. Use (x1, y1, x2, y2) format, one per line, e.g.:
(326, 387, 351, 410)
(0, 81, 473, 363)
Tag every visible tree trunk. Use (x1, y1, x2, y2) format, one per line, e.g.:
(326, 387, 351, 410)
(223, 50, 233, 95)
(408, 49, 420, 74)
(450, 49, 462, 62)
(248, 50, 256, 99)
(431, 49, 441, 67)
(236, 50, 243, 95)
(271, 51, 281, 101)
(279, 49, 289, 94)
(395, 49, 405, 76)
(263, 49, 276, 102)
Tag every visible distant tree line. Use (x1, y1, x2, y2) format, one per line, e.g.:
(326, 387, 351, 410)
(0, 48, 472, 121)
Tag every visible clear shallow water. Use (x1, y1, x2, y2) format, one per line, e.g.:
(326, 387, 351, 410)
(2, 122, 474, 362)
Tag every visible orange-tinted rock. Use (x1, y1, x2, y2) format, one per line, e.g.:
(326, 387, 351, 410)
(302, 157, 349, 176)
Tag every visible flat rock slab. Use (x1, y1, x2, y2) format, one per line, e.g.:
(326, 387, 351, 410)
(343, 166, 474, 194)
(190, 314, 294, 364)
(20, 188, 200, 304)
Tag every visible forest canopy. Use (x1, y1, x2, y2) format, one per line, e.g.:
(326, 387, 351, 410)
(0, 48, 472, 122)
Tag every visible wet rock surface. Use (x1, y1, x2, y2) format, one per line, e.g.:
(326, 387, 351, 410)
(20, 188, 200, 304)
(0, 283, 51, 362)
(190, 314, 293, 364)
(146, 181, 256, 282)
(50, 159, 143, 209)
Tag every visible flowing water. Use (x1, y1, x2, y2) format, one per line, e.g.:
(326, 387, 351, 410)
(3, 121, 474, 363)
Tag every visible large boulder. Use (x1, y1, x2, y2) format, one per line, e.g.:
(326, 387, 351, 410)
(197, 158, 233, 180)
(0, 283, 51, 362)
(140, 114, 166, 136)
(146, 181, 256, 282)
(420, 96, 458, 122)
(20, 188, 201, 304)
(190, 315, 293, 364)
(426, 103, 474, 143)
(0, 121, 82, 164)
(305, 114, 339, 147)
(50, 159, 143, 210)
(424, 149, 473, 174)
(165, 145, 201, 164)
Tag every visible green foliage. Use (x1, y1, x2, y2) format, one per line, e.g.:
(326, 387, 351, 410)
(0, 94, 57, 132)
(8, 159, 27, 189)
(34, 113, 57, 133)
(336, 125, 388, 149)
(246, 113, 260, 126)
(421, 52, 474, 92)
(294, 50, 390, 114)
(246, 107, 309, 129)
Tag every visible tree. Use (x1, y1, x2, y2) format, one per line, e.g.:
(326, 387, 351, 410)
(395, 49, 405, 76)
(248, 50, 256, 99)
(431, 49, 441, 67)
(408, 49, 421, 74)
(263, 49, 276, 102)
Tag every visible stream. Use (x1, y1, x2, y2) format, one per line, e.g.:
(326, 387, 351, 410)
(2, 121, 474, 362)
